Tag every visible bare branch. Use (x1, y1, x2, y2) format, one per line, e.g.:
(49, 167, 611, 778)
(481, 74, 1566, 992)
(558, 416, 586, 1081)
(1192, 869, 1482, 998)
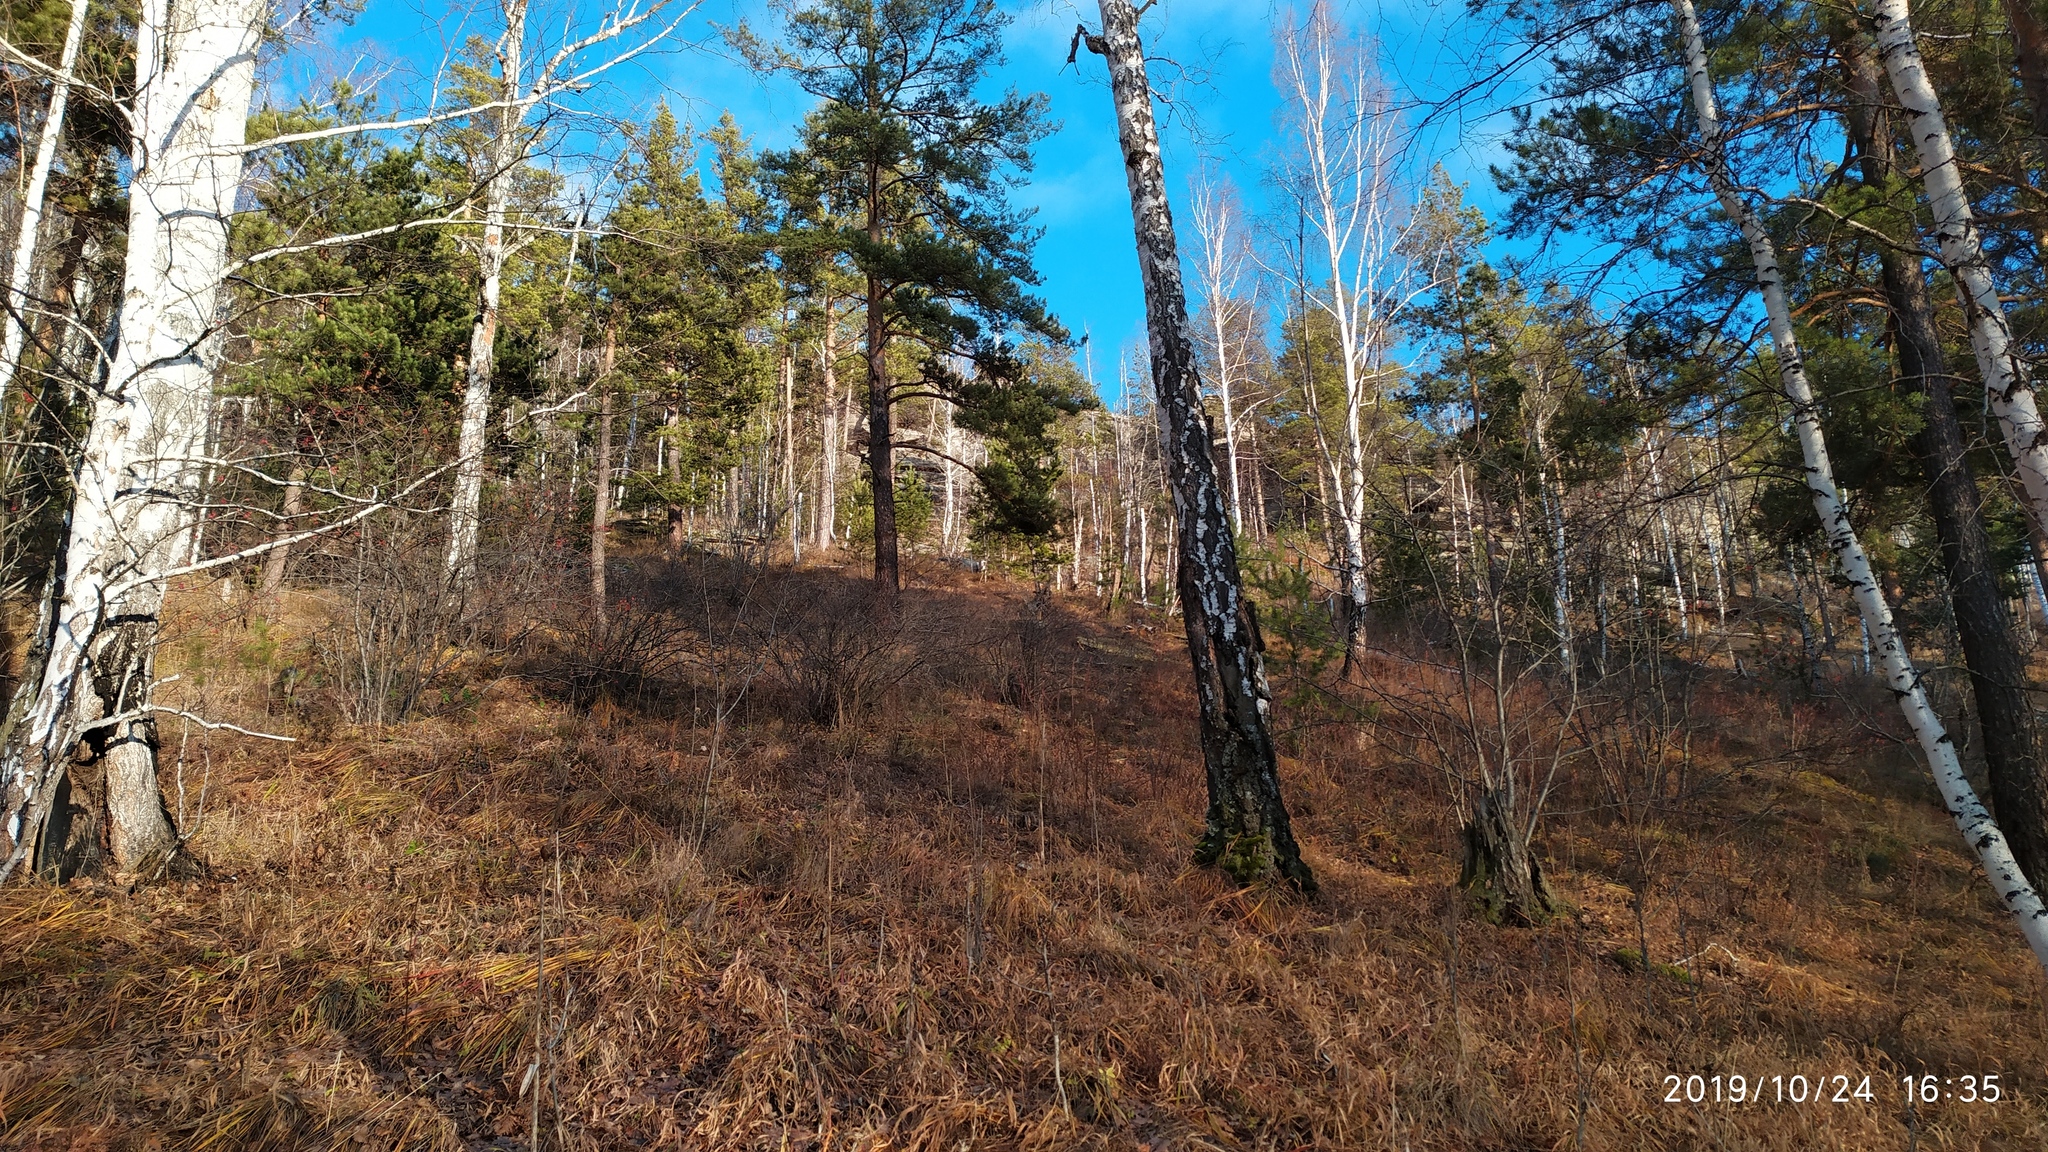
(80, 707, 296, 742)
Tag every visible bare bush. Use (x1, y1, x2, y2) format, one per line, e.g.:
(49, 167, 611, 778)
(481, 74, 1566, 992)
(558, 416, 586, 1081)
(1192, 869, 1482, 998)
(762, 575, 931, 726)
(302, 510, 554, 727)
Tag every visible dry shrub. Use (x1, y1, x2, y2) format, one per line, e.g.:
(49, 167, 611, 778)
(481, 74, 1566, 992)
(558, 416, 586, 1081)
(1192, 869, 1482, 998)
(299, 508, 559, 727)
(1, 571, 2044, 1151)
(761, 573, 931, 726)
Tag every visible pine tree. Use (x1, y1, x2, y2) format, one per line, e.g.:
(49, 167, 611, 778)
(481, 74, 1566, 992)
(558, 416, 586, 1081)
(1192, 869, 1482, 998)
(738, 0, 1069, 592)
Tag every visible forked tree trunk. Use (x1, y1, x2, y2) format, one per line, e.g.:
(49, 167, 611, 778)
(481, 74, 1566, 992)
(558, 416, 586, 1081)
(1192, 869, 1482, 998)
(1842, 34, 2048, 888)
(0, 0, 90, 401)
(1081, 0, 1314, 891)
(1872, 0, 2048, 541)
(1675, 0, 2048, 967)
(446, 0, 529, 587)
(2, 0, 267, 883)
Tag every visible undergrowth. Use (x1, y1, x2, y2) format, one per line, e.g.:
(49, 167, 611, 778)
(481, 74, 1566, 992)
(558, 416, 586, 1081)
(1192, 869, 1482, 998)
(0, 560, 2043, 1150)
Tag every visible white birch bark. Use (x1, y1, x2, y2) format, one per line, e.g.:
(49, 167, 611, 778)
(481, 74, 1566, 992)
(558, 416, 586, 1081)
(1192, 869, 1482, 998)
(1674, 0, 2048, 968)
(1871, 0, 2048, 539)
(816, 305, 842, 550)
(445, 0, 528, 586)
(1188, 177, 1247, 533)
(781, 346, 798, 560)
(1643, 426, 1691, 638)
(0, 0, 90, 400)
(441, 0, 686, 582)
(1532, 411, 1573, 668)
(1082, 0, 1313, 889)
(2, 0, 267, 879)
(1271, 2, 1425, 656)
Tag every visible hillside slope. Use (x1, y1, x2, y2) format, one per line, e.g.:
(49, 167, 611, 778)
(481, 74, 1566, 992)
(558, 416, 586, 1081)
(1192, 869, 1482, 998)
(1, 560, 2042, 1151)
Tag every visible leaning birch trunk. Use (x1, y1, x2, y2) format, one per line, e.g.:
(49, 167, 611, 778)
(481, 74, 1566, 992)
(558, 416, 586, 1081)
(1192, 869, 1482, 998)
(1080, 0, 1314, 891)
(1674, 0, 2048, 967)
(0, 0, 90, 400)
(1840, 30, 2048, 888)
(1, 0, 266, 883)
(446, 0, 529, 587)
(1871, 0, 2048, 540)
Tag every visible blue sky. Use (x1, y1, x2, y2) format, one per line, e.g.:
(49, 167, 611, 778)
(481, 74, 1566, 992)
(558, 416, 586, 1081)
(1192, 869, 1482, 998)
(294, 0, 1545, 401)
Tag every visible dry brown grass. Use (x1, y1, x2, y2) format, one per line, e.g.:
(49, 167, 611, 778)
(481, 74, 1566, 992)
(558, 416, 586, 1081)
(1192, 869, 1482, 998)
(2, 560, 2044, 1150)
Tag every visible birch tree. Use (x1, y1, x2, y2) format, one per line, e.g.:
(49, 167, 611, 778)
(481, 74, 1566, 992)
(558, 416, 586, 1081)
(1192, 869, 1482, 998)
(1671, 0, 2048, 968)
(1868, 0, 2048, 542)
(1076, 0, 1315, 892)
(0, 0, 89, 401)
(1188, 174, 1253, 534)
(1833, 27, 2048, 889)
(1271, 1, 1430, 670)
(442, 0, 694, 587)
(1, 0, 267, 880)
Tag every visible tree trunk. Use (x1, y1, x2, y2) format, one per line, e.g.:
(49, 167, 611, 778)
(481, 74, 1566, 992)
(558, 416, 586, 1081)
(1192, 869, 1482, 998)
(1244, 414, 1271, 545)
(1083, 0, 1314, 892)
(2, 0, 265, 882)
(1675, 0, 2048, 966)
(865, 272, 898, 591)
(591, 324, 615, 628)
(1872, 0, 2048, 542)
(0, 0, 89, 402)
(1461, 787, 1558, 925)
(864, 150, 900, 592)
(258, 466, 306, 604)
(1844, 34, 2048, 887)
(2002, 0, 2048, 153)
(446, 0, 529, 587)
(781, 348, 798, 561)
(817, 302, 841, 551)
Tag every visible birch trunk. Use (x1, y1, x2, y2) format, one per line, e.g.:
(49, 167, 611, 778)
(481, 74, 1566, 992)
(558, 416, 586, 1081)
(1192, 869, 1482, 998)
(1872, 0, 2048, 540)
(1843, 32, 2048, 887)
(816, 304, 841, 550)
(2, 0, 266, 882)
(1644, 429, 1691, 638)
(781, 348, 798, 560)
(591, 324, 615, 628)
(1533, 419, 1573, 669)
(1675, 0, 2048, 967)
(1189, 181, 1246, 532)
(0, 0, 90, 401)
(1275, 4, 1398, 671)
(1082, 0, 1314, 891)
(445, 0, 529, 586)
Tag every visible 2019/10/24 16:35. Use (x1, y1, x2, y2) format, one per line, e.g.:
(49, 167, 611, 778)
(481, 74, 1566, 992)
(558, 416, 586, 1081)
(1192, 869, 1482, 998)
(1661, 1074, 2005, 1104)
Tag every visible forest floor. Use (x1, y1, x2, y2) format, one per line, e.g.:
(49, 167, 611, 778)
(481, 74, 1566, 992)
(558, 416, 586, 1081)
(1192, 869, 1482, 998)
(1, 554, 2045, 1151)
